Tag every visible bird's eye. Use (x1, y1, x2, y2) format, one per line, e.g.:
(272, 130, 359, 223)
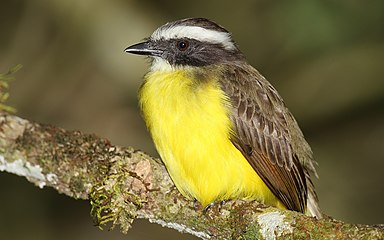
(177, 40, 189, 51)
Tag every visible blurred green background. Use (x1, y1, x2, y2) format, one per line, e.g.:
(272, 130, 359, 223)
(1, 0, 383, 239)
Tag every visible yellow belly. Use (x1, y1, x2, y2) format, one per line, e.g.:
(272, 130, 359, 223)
(139, 69, 284, 208)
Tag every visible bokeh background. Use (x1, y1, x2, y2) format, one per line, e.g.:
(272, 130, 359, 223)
(1, 0, 383, 239)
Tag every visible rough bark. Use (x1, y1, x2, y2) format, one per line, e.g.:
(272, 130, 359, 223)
(0, 112, 382, 240)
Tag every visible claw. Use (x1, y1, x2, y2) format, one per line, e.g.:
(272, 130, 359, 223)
(203, 202, 215, 214)
(195, 200, 229, 214)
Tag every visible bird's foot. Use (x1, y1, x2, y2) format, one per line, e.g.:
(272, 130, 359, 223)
(203, 200, 227, 214)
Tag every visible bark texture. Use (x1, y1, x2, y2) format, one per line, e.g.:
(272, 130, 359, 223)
(0, 112, 382, 240)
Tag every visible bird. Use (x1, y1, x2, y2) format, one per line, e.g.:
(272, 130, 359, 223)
(125, 17, 321, 218)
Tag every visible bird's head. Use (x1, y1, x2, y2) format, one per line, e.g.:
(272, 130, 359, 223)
(125, 18, 245, 71)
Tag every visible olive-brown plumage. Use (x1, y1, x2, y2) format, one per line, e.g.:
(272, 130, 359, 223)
(219, 63, 318, 214)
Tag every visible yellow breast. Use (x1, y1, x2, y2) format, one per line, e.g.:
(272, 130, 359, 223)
(139, 68, 283, 208)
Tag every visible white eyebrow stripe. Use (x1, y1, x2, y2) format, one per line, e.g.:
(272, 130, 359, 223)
(151, 25, 236, 50)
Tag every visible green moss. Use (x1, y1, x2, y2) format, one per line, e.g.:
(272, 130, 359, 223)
(241, 223, 264, 240)
(89, 158, 144, 234)
(0, 64, 22, 113)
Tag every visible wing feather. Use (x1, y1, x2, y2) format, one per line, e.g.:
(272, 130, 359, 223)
(219, 63, 312, 212)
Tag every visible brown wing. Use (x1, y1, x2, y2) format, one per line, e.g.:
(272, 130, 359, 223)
(219, 63, 310, 212)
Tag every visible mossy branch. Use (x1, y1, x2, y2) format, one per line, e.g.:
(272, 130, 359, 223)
(0, 112, 382, 239)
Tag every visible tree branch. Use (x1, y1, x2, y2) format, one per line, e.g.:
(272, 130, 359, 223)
(0, 112, 382, 239)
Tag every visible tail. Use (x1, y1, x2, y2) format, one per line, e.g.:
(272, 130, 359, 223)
(306, 176, 322, 219)
(307, 188, 322, 219)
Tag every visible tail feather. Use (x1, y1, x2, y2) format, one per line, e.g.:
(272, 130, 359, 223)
(305, 169, 322, 219)
(307, 188, 322, 218)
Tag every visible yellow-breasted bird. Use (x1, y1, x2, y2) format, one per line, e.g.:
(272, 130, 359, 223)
(125, 18, 321, 218)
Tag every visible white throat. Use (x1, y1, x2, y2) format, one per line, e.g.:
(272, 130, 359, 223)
(150, 57, 174, 72)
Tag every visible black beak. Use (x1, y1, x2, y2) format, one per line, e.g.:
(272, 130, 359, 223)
(124, 41, 163, 56)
